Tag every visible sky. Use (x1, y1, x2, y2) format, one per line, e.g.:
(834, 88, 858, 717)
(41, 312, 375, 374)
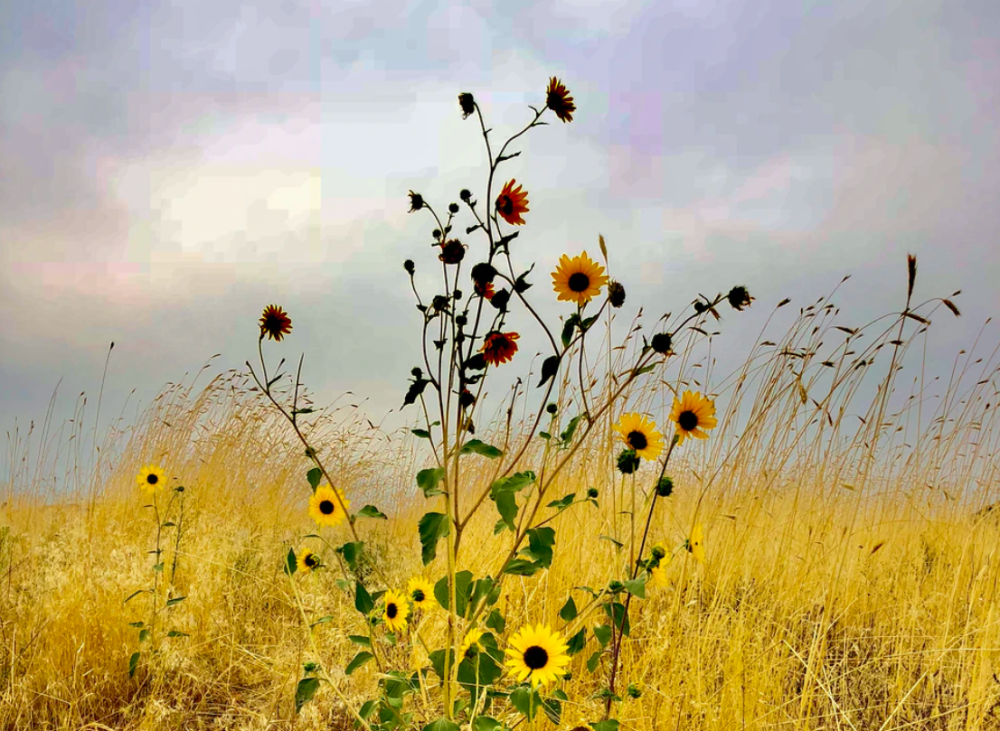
(1, 0, 999, 456)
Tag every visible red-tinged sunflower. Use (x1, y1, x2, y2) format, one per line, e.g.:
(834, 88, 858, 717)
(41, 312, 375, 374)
(474, 280, 495, 300)
(546, 77, 576, 123)
(495, 179, 529, 226)
(551, 251, 609, 306)
(259, 304, 292, 342)
(669, 391, 718, 444)
(481, 331, 519, 366)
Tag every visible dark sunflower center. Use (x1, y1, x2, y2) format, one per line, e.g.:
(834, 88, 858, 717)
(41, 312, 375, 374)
(523, 645, 549, 670)
(499, 196, 513, 214)
(627, 430, 648, 451)
(305, 554, 319, 568)
(568, 272, 590, 292)
(319, 500, 335, 515)
(412, 590, 425, 602)
(146, 474, 159, 485)
(386, 603, 398, 619)
(678, 410, 699, 431)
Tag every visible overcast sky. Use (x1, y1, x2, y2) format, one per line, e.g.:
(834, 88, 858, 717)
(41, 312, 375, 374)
(2, 0, 999, 453)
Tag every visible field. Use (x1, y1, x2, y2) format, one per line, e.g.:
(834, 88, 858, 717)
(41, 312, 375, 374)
(3, 283, 1000, 731)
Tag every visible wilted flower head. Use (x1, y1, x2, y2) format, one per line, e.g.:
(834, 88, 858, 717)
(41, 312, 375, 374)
(727, 285, 754, 311)
(651, 332, 672, 355)
(471, 262, 497, 285)
(408, 191, 424, 212)
(608, 280, 626, 308)
(481, 331, 520, 366)
(439, 239, 466, 265)
(458, 92, 475, 119)
(545, 77, 576, 123)
(404, 259, 415, 275)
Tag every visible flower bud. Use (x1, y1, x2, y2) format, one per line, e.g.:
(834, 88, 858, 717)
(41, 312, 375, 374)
(460, 189, 472, 201)
(471, 262, 497, 284)
(546, 403, 558, 414)
(408, 191, 424, 212)
(617, 449, 640, 475)
(655, 476, 674, 497)
(439, 239, 466, 265)
(458, 92, 475, 119)
(449, 202, 460, 214)
(651, 545, 667, 560)
(727, 285, 754, 311)
(608, 280, 626, 308)
(587, 487, 599, 499)
(651, 332, 672, 355)
(404, 259, 415, 275)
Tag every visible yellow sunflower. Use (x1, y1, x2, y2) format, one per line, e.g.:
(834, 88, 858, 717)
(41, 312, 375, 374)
(669, 391, 718, 445)
(407, 577, 436, 611)
(382, 589, 410, 633)
(614, 413, 664, 461)
(460, 627, 485, 661)
(649, 542, 670, 586)
(687, 524, 705, 564)
(136, 464, 165, 493)
(551, 251, 609, 306)
(296, 548, 321, 574)
(504, 623, 571, 688)
(650, 565, 668, 587)
(308, 484, 351, 527)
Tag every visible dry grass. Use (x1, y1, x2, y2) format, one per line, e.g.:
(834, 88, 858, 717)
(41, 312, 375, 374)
(3, 292, 1000, 731)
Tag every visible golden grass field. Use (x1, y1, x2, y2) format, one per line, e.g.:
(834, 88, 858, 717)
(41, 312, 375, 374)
(3, 289, 1000, 731)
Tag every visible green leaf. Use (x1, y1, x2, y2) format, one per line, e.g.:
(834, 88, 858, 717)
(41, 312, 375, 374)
(309, 616, 334, 628)
(161, 521, 176, 527)
(153, 562, 164, 572)
(460, 439, 503, 459)
(467, 576, 496, 618)
(417, 468, 446, 497)
(566, 627, 587, 655)
(345, 651, 374, 675)
(600, 535, 624, 549)
(128, 621, 144, 628)
(429, 649, 455, 681)
(418, 512, 450, 565)
(284, 547, 297, 576)
(559, 596, 578, 622)
(633, 364, 656, 377)
(411, 428, 431, 439)
(347, 634, 371, 647)
(546, 493, 575, 512)
(138, 629, 151, 644)
(561, 313, 580, 348)
(306, 467, 322, 489)
(519, 527, 555, 569)
(604, 602, 630, 636)
(340, 541, 364, 572)
(357, 505, 388, 520)
(359, 699, 377, 721)
(593, 625, 613, 647)
(492, 488, 518, 532)
(473, 717, 502, 731)
(590, 721, 620, 731)
(165, 596, 186, 607)
(624, 575, 647, 599)
(509, 686, 540, 720)
(355, 581, 375, 616)
(502, 558, 541, 576)
(433, 570, 473, 615)
(166, 630, 189, 637)
(423, 719, 461, 731)
(485, 608, 506, 634)
(124, 589, 147, 604)
(587, 650, 604, 673)
(128, 651, 140, 677)
(559, 414, 582, 445)
(295, 677, 320, 713)
(542, 692, 563, 725)
(537, 355, 560, 388)
(539, 431, 552, 440)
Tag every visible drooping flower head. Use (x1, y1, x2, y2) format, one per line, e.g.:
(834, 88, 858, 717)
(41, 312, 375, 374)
(458, 92, 476, 119)
(495, 179, 529, 226)
(296, 548, 321, 574)
(382, 589, 410, 633)
(504, 623, 571, 687)
(474, 280, 495, 301)
(614, 413, 664, 461)
(481, 331, 519, 366)
(259, 305, 292, 342)
(407, 577, 436, 611)
(545, 77, 576, 123)
(460, 627, 485, 661)
(136, 464, 165, 493)
(551, 252, 609, 306)
(308, 484, 351, 527)
(669, 391, 718, 445)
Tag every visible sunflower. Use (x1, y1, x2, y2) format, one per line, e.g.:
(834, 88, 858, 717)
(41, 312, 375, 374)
(460, 627, 485, 661)
(505, 623, 571, 688)
(551, 252, 609, 306)
(136, 464, 165, 493)
(481, 331, 519, 366)
(495, 179, 529, 226)
(614, 413, 664, 461)
(296, 548, 321, 574)
(259, 304, 292, 342)
(650, 564, 668, 587)
(669, 391, 718, 444)
(545, 77, 576, 123)
(308, 484, 351, 527)
(407, 577, 436, 611)
(687, 524, 705, 564)
(382, 589, 410, 633)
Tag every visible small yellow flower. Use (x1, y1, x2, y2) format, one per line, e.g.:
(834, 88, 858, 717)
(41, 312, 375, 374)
(551, 251, 609, 306)
(614, 413, 664, 461)
(296, 548, 321, 574)
(382, 589, 410, 633)
(504, 623, 571, 687)
(669, 391, 718, 445)
(308, 484, 350, 527)
(460, 627, 485, 661)
(687, 524, 705, 564)
(136, 464, 165, 493)
(407, 577, 436, 611)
